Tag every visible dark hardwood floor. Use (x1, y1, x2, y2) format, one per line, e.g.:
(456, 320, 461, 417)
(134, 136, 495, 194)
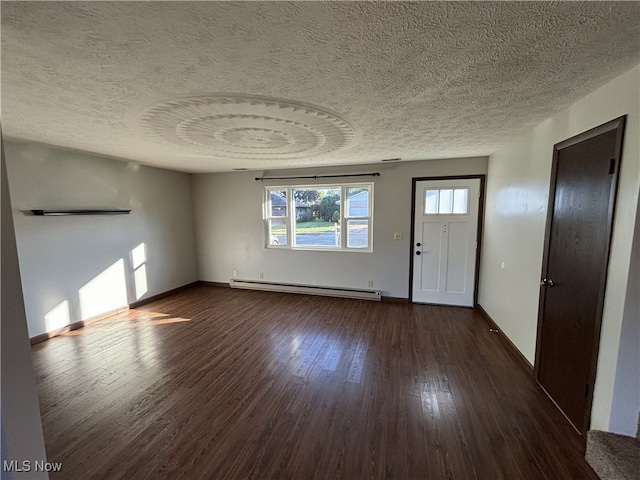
(32, 285, 597, 479)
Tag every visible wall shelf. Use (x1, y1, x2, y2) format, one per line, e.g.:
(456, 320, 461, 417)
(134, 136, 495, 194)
(31, 209, 131, 216)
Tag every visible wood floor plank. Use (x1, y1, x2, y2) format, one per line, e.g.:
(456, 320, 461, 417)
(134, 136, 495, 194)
(32, 285, 598, 479)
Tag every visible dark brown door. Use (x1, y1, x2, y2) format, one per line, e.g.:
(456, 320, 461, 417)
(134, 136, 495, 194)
(535, 116, 626, 434)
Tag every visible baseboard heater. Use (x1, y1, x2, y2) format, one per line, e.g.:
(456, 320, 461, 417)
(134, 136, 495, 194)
(229, 279, 381, 301)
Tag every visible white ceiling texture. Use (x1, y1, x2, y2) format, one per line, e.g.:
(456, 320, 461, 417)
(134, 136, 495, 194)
(2, 1, 639, 173)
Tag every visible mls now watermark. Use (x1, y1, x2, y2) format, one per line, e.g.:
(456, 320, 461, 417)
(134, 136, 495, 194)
(4, 460, 63, 473)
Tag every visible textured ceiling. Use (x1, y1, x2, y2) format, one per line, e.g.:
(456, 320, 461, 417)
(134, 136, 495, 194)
(2, 1, 639, 173)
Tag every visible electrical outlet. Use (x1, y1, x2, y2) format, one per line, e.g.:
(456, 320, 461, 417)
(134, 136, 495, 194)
(170, 274, 175, 283)
(259, 272, 264, 279)
(233, 270, 237, 278)
(368, 280, 374, 288)
(393, 232, 403, 240)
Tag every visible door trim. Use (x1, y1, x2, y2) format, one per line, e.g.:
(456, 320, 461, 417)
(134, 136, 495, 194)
(409, 174, 486, 305)
(534, 115, 627, 435)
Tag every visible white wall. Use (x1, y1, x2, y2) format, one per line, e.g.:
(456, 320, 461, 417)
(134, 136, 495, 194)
(4, 140, 198, 338)
(2, 140, 49, 479)
(478, 65, 640, 434)
(609, 202, 640, 436)
(192, 158, 487, 298)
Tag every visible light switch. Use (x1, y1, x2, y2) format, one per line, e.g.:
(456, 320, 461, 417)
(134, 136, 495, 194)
(394, 232, 403, 240)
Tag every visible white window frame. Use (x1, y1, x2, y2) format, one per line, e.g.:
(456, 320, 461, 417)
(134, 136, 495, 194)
(264, 183, 374, 252)
(265, 189, 291, 247)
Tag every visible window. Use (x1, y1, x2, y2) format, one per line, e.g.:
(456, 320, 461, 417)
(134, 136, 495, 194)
(264, 183, 373, 251)
(425, 188, 469, 214)
(266, 190, 288, 246)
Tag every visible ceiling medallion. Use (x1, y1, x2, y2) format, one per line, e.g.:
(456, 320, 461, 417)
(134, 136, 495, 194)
(134, 93, 360, 160)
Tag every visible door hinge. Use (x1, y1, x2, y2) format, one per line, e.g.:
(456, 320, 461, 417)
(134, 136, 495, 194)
(609, 158, 616, 175)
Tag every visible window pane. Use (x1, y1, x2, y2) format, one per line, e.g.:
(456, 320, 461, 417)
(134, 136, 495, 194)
(269, 190, 287, 217)
(453, 188, 469, 214)
(291, 189, 316, 221)
(425, 189, 439, 214)
(347, 219, 368, 248)
(269, 218, 287, 246)
(294, 188, 340, 247)
(347, 187, 369, 217)
(439, 189, 453, 214)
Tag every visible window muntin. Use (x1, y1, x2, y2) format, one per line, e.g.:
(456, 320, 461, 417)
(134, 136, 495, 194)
(425, 188, 469, 215)
(265, 184, 373, 252)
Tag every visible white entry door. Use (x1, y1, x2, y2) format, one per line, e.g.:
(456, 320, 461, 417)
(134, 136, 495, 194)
(412, 178, 480, 307)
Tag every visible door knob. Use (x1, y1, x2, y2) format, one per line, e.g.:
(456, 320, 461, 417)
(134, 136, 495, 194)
(416, 243, 421, 247)
(541, 278, 555, 287)
(416, 251, 421, 255)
